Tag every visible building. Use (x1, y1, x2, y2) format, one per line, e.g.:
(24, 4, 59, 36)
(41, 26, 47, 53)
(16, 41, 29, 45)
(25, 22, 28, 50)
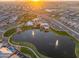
(9, 16, 17, 23)
(16, 27, 22, 32)
(25, 21, 33, 26)
(0, 47, 13, 58)
(40, 23, 50, 31)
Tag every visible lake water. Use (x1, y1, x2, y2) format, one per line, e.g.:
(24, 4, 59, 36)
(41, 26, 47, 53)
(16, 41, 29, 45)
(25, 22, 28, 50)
(13, 29, 76, 58)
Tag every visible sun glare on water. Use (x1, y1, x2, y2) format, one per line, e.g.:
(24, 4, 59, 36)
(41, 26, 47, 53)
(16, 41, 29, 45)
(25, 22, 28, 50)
(32, 31, 35, 37)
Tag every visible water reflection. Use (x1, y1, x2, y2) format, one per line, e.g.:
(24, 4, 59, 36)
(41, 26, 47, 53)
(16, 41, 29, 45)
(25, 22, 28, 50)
(32, 30, 35, 37)
(55, 40, 59, 48)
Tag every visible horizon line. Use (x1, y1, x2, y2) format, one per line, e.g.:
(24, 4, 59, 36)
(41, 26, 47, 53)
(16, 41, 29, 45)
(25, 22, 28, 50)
(1, 0, 79, 2)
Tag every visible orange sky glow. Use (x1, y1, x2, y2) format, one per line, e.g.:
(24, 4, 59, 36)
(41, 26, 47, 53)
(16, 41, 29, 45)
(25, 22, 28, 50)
(0, 0, 79, 2)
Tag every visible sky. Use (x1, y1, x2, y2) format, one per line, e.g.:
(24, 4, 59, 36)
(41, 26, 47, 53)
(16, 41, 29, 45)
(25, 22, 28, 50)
(0, 0, 79, 1)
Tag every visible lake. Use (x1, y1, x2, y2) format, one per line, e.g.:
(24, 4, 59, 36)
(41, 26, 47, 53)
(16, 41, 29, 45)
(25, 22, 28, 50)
(12, 29, 76, 58)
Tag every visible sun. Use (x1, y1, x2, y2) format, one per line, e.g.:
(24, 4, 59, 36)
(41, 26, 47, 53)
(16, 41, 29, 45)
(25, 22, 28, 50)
(30, 0, 40, 2)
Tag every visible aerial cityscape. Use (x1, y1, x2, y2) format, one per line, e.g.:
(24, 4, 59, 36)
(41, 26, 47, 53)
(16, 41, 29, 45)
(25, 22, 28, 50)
(0, 0, 79, 58)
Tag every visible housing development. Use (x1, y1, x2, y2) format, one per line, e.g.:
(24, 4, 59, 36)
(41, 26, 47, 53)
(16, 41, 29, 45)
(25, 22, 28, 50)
(0, 0, 79, 58)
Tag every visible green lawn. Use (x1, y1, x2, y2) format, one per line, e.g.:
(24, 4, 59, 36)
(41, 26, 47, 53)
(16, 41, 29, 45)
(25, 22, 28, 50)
(20, 26, 33, 31)
(0, 36, 2, 42)
(20, 47, 37, 58)
(4, 28, 16, 37)
(75, 42, 79, 58)
(50, 27, 69, 36)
